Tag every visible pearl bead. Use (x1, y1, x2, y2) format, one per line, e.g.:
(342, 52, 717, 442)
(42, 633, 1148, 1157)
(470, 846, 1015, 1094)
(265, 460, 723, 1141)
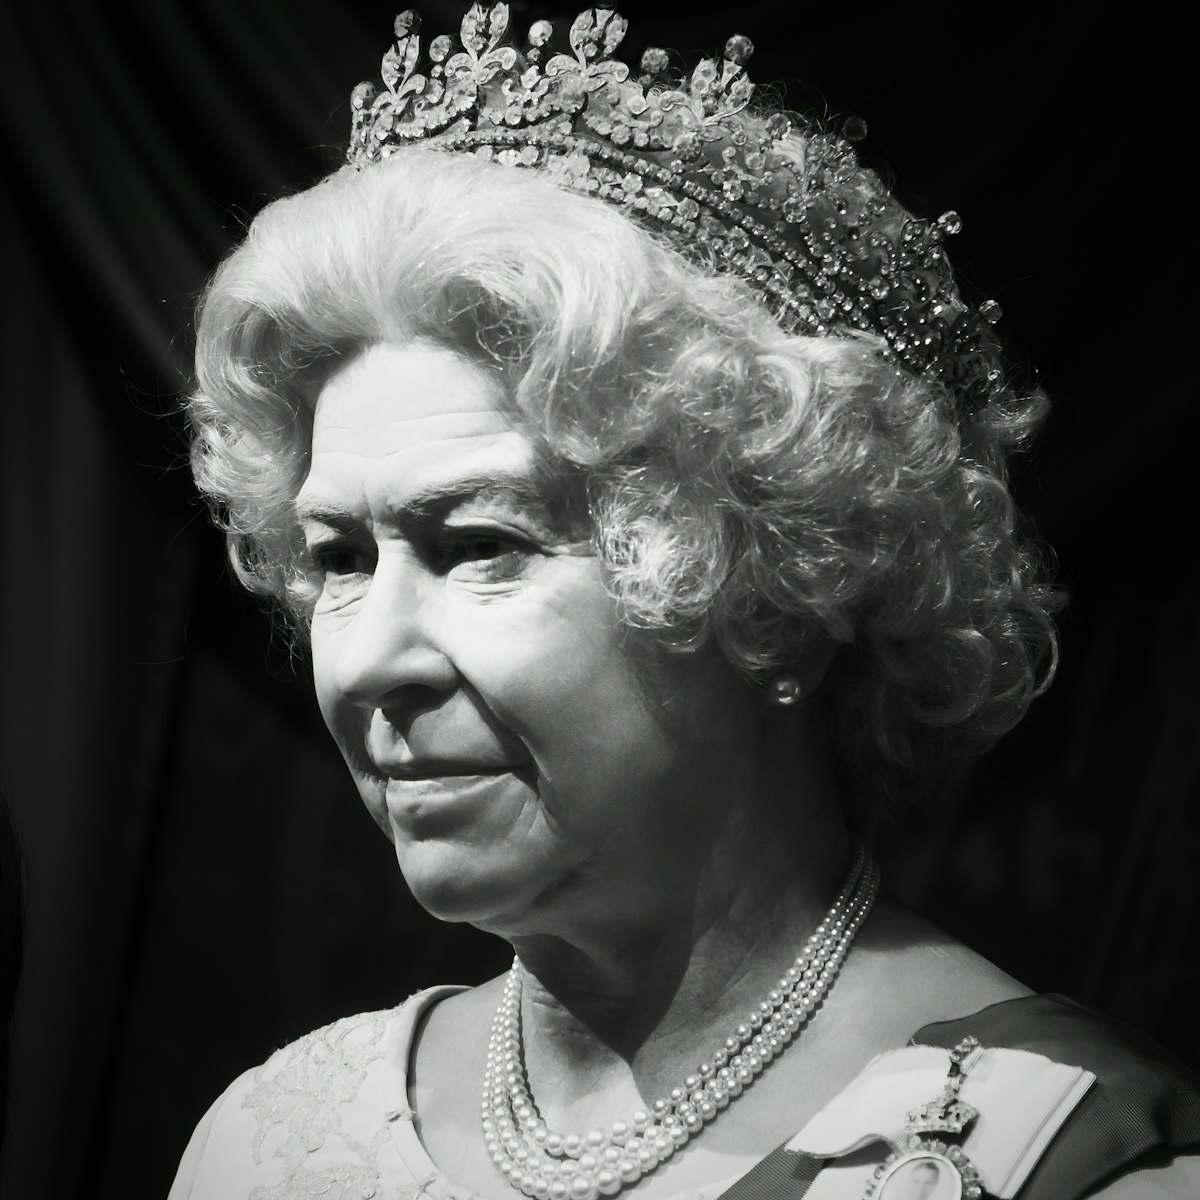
(618, 1159, 640, 1183)
(569, 1176, 598, 1200)
(596, 1169, 622, 1196)
(766, 673, 802, 705)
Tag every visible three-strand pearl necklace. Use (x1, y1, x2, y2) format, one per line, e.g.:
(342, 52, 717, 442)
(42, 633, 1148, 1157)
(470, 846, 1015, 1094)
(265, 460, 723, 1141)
(481, 844, 880, 1200)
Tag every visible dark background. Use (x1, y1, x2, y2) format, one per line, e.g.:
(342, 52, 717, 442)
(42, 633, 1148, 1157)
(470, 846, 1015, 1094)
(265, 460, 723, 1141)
(1, 1, 1196, 1196)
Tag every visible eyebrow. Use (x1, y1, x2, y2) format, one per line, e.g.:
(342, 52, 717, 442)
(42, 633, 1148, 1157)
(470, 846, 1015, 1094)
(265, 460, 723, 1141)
(293, 470, 555, 528)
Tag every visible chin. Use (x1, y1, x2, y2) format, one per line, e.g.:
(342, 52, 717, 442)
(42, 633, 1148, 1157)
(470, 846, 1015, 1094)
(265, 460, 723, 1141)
(395, 844, 556, 929)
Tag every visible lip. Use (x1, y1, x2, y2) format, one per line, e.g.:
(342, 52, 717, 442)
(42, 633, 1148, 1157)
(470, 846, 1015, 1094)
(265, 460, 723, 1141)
(383, 770, 527, 833)
(380, 763, 516, 781)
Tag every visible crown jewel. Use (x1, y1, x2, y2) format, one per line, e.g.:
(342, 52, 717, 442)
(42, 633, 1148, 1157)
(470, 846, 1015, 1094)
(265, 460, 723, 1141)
(905, 1095, 980, 1136)
(905, 1033, 982, 1137)
(348, 5, 1006, 413)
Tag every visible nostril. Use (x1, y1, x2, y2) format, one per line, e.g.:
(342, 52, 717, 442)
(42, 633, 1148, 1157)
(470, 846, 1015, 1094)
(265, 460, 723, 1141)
(378, 683, 456, 726)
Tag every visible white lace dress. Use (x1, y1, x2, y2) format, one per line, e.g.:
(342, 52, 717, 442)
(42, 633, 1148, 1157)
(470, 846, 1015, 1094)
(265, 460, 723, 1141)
(167, 987, 1102, 1200)
(167, 986, 742, 1200)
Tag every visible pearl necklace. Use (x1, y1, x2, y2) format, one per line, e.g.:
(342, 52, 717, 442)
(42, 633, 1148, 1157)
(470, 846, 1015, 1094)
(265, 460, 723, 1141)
(481, 845, 880, 1200)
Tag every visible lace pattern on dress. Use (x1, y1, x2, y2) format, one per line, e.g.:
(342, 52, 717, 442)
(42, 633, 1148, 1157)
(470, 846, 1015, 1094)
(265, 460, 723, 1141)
(242, 1008, 408, 1200)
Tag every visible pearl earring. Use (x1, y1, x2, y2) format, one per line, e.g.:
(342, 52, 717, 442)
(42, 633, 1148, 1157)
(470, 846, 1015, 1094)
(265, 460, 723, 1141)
(766, 673, 803, 706)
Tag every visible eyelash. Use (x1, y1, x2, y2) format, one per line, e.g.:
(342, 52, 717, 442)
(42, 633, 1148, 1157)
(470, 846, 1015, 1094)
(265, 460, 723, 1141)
(307, 543, 373, 580)
(436, 530, 527, 566)
(305, 528, 535, 584)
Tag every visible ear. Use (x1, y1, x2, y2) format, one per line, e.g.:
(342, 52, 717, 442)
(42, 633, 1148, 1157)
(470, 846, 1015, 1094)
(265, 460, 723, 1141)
(795, 635, 839, 695)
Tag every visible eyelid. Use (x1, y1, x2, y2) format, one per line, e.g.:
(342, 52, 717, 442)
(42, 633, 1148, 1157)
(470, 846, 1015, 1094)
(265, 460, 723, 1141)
(301, 521, 353, 550)
(442, 519, 541, 545)
(304, 531, 376, 573)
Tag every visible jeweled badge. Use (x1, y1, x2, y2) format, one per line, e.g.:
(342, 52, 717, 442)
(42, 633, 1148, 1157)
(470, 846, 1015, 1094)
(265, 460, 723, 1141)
(863, 1037, 985, 1200)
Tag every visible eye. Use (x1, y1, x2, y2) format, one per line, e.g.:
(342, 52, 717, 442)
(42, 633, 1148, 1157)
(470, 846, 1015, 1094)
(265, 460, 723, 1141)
(436, 529, 533, 580)
(308, 541, 374, 582)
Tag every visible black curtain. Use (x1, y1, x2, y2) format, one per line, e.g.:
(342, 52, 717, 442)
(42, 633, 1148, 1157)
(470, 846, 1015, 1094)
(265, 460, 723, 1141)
(0, 2, 1195, 1197)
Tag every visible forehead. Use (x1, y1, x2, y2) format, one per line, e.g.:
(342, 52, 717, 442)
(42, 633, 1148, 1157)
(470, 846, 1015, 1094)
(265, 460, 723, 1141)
(300, 341, 541, 507)
(311, 340, 513, 447)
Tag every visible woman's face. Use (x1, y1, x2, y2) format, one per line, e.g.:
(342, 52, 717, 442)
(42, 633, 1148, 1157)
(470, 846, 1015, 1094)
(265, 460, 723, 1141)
(299, 342, 763, 937)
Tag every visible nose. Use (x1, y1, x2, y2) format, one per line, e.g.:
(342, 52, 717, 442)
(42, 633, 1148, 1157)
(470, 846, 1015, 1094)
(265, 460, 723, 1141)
(322, 552, 457, 712)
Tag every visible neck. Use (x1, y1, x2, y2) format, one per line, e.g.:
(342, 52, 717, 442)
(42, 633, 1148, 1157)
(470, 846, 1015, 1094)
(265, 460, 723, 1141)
(503, 707, 854, 1123)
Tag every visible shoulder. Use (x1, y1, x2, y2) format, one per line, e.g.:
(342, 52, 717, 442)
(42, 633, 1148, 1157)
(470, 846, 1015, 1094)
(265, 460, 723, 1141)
(167, 992, 459, 1200)
(242, 1005, 399, 1105)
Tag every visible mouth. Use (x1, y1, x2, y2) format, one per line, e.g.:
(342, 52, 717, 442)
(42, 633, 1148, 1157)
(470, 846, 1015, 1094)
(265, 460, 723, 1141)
(380, 762, 518, 782)
(382, 768, 530, 835)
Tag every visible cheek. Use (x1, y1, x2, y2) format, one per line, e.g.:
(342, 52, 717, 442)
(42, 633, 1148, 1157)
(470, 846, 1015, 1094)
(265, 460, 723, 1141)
(309, 628, 336, 721)
(309, 625, 361, 750)
(438, 588, 641, 741)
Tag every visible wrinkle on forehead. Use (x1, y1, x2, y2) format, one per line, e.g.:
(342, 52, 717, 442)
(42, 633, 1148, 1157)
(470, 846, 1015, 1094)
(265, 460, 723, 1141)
(299, 341, 590, 535)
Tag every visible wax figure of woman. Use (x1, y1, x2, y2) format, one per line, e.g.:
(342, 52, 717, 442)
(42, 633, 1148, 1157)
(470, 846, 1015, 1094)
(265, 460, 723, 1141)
(170, 7, 1200, 1199)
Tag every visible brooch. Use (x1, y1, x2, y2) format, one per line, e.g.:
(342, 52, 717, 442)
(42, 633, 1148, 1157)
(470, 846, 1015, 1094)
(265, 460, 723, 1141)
(862, 1036, 986, 1200)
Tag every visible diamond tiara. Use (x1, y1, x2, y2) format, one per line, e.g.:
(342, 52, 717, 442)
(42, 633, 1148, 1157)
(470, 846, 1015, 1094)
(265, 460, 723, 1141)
(347, 4, 1006, 413)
